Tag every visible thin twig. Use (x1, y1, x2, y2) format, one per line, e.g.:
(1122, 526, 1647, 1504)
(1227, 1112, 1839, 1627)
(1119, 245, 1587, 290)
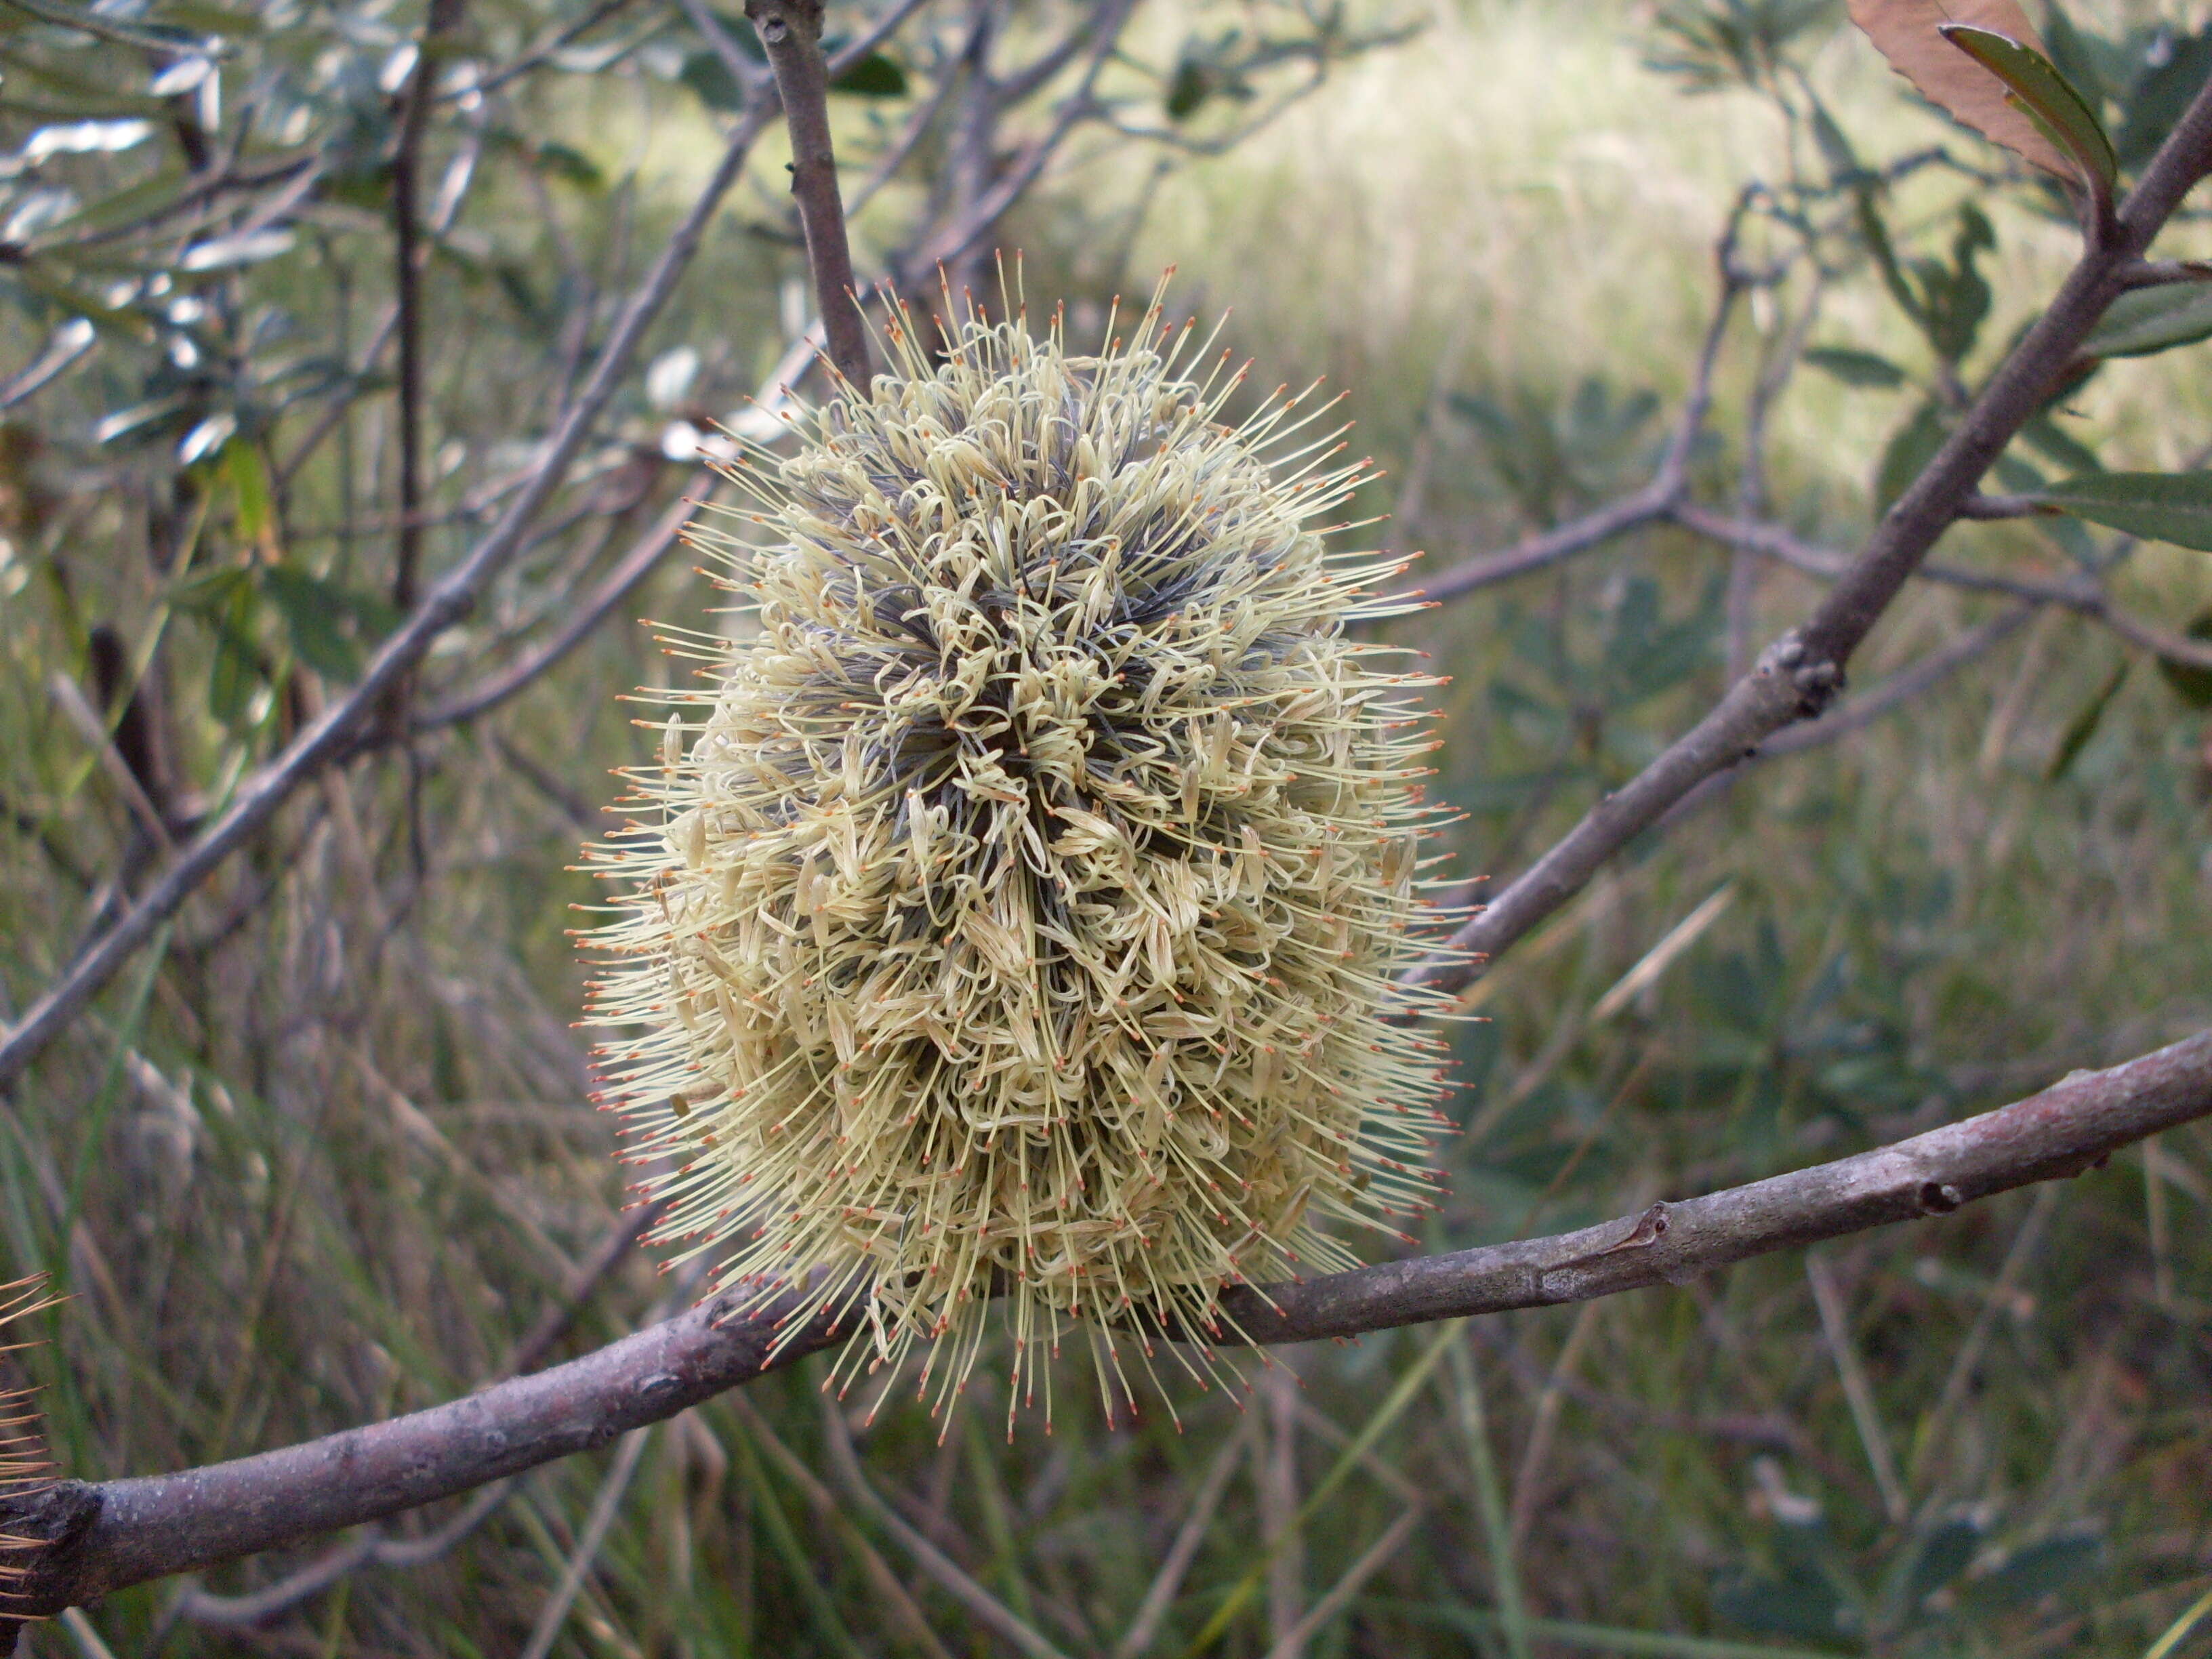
(1505, 1299, 1599, 1550)
(1908, 1184, 2059, 1487)
(814, 1396, 1074, 1659)
(1672, 503, 2212, 672)
(725, 1395, 958, 1659)
(516, 1426, 651, 1659)
(1110, 1418, 1256, 1659)
(0, 106, 776, 1090)
(1260, 1507, 1423, 1659)
(749, 1, 871, 386)
(1410, 249, 1743, 603)
(390, 0, 467, 622)
(1804, 1252, 1908, 1523)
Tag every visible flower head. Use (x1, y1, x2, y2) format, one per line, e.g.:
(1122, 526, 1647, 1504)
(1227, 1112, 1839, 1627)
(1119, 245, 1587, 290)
(586, 297, 1457, 1426)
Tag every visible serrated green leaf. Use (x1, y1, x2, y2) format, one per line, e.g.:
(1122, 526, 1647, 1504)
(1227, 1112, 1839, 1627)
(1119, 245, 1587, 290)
(1804, 346, 1907, 388)
(1940, 24, 2117, 194)
(828, 49, 905, 97)
(2031, 470, 2212, 550)
(1875, 401, 1948, 514)
(2047, 657, 2128, 781)
(2081, 283, 2212, 359)
(2154, 613, 2212, 709)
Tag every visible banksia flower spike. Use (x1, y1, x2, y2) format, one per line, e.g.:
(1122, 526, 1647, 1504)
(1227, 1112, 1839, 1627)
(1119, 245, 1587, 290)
(0, 1276, 59, 1611)
(585, 293, 1460, 1430)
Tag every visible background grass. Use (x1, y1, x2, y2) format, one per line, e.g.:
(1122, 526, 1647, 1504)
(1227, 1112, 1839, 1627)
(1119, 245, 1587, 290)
(3, 1, 2211, 1654)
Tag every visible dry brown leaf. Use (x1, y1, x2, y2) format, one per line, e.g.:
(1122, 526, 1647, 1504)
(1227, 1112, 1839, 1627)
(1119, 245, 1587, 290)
(1847, 0, 2078, 182)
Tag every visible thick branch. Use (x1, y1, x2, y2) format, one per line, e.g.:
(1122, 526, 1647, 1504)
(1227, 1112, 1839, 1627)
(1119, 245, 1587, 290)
(1413, 70, 2212, 996)
(3, 1029, 2207, 1620)
(747, 0, 871, 387)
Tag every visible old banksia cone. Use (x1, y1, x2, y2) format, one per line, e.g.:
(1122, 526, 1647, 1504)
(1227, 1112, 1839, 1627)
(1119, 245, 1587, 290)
(586, 295, 1458, 1426)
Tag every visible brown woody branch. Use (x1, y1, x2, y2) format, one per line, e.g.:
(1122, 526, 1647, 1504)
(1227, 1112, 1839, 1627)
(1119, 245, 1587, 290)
(748, 0, 872, 388)
(1, 1029, 2205, 1624)
(1409, 68, 2212, 998)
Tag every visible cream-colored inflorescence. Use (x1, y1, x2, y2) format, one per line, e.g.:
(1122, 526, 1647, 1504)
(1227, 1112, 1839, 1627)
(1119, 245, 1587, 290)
(585, 300, 1458, 1426)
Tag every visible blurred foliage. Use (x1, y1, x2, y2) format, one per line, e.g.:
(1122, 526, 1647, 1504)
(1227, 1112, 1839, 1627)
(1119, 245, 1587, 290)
(2, 1, 2212, 1656)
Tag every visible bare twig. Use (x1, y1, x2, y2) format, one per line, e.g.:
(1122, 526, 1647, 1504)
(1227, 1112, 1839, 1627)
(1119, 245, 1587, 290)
(815, 1397, 1074, 1659)
(1410, 244, 1742, 604)
(725, 1397, 958, 1659)
(516, 1425, 651, 1659)
(1260, 1507, 1422, 1659)
(1672, 504, 2212, 672)
(171, 1481, 514, 1629)
(1654, 602, 2040, 829)
(748, 0, 871, 386)
(1110, 1418, 1255, 1659)
(1504, 1299, 1599, 1550)
(4, 1027, 2208, 1619)
(1909, 1184, 2059, 1486)
(451, 0, 637, 100)
(416, 480, 710, 730)
(1804, 1252, 1908, 1523)
(390, 0, 467, 621)
(0, 7, 941, 1089)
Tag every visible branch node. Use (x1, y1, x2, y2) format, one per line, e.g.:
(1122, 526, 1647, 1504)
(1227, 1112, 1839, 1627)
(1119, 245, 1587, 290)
(1916, 1181, 1963, 1215)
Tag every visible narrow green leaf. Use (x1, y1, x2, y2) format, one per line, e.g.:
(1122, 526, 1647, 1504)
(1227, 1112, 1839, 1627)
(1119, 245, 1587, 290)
(207, 575, 260, 726)
(533, 142, 604, 190)
(2046, 657, 2128, 782)
(1803, 346, 1907, 388)
(262, 565, 363, 682)
(828, 49, 905, 97)
(2081, 283, 2212, 359)
(679, 49, 747, 112)
(2153, 613, 2212, 710)
(2030, 470, 2212, 551)
(224, 441, 272, 549)
(1940, 24, 2117, 194)
(1874, 401, 1947, 514)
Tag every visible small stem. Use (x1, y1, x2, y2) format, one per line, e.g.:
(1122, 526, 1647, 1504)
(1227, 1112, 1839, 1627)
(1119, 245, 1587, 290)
(390, 0, 466, 617)
(747, 0, 872, 388)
